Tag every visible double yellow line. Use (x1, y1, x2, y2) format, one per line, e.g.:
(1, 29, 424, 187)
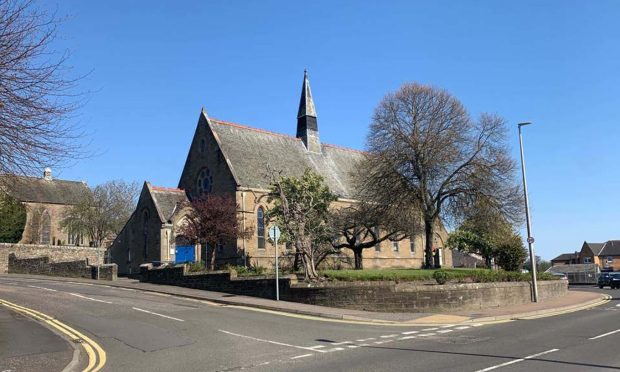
(0, 298, 106, 372)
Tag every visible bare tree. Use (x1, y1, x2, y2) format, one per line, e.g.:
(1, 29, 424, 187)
(61, 180, 139, 247)
(330, 202, 418, 270)
(363, 83, 521, 268)
(0, 0, 83, 176)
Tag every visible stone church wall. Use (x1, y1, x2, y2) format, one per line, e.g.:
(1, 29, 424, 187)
(0, 242, 105, 274)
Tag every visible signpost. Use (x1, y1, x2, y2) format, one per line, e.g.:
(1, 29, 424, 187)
(268, 225, 281, 301)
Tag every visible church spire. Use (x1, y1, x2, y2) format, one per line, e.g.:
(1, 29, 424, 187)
(296, 70, 321, 153)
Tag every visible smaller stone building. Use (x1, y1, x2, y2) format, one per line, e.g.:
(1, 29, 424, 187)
(1, 168, 90, 246)
(110, 182, 192, 275)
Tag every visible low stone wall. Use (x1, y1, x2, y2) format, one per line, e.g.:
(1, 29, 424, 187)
(8, 254, 117, 281)
(0, 243, 106, 274)
(140, 265, 568, 312)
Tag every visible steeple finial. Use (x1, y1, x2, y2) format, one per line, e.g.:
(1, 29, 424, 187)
(297, 69, 317, 119)
(296, 70, 320, 153)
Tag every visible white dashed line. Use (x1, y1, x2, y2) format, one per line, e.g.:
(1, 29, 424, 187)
(27, 285, 57, 292)
(441, 324, 456, 328)
(347, 345, 360, 349)
(324, 347, 344, 352)
(219, 330, 325, 353)
(291, 354, 313, 359)
(402, 330, 419, 335)
(475, 348, 559, 372)
(437, 329, 454, 334)
(307, 345, 325, 350)
(472, 323, 484, 327)
(132, 307, 184, 322)
(331, 341, 353, 345)
(68, 292, 113, 304)
(399, 336, 416, 340)
(589, 329, 620, 340)
(356, 338, 375, 342)
(455, 326, 471, 330)
(417, 333, 435, 337)
(422, 327, 439, 331)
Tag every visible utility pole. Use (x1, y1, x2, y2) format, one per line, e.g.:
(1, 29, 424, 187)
(518, 122, 538, 302)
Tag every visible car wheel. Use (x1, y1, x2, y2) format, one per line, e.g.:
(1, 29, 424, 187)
(599, 285, 604, 289)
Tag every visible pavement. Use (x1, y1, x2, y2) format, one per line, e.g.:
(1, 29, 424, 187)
(0, 274, 607, 325)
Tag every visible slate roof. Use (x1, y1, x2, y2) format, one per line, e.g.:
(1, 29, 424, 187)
(584, 242, 605, 255)
(547, 263, 597, 274)
(209, 119, 365, 199)
(150, 186, 188, 223)
(0, 175, 89, 205)
(600, 240, 620, 256)
(551, 253, 576, 262)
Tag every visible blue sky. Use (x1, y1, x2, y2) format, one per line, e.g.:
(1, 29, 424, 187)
(43, 1, 619, 260)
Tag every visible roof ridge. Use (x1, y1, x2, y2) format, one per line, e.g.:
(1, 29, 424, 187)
(209, 118, 301, 141)
(322, 143, 367, 155)
(2, 174, 85, 184)
(151, 186, 185, 193)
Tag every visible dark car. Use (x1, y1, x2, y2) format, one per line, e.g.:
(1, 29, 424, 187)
(598, 272, 620, 289)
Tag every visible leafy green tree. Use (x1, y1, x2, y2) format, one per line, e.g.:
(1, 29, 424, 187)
(0, 192, 26, 243)
(495, 233, 527, 271)
(266, 168, 336, 281)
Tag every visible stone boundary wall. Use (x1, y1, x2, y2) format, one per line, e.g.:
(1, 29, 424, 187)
(140, 265, 568, 313)
(8, 254, 117, 281)
(0, 243, 106, 274)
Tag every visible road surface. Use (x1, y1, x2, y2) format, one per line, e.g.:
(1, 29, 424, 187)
(0, 276, 618, 371)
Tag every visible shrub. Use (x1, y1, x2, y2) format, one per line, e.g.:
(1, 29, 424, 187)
(188, 261, 205, 272)
(433, 270, 450, 284)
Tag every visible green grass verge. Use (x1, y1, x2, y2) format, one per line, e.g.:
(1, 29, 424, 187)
(321, 268, 557, 283)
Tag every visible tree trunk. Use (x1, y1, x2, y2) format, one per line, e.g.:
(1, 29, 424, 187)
(209, 244, 216, 271)
(293, 247, 301, 272)
(353, 248, 364, 270)
(424, 218, 435, 269)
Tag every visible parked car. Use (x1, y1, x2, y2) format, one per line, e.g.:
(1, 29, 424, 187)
(550, 272, 568, 280)
(598, 272, 620, 289)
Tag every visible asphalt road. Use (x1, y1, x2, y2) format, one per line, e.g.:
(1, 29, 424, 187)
(0, 277, 619, 372)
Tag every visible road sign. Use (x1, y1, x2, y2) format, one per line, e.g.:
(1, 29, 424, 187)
(527, 237, 535, 244)
(269, 225, 281, 242)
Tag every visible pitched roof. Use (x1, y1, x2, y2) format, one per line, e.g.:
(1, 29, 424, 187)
(208, 118, 365, 199)
(584, 242, 605, 255)
(547, 263, 596, 274)
(149, 185, 188, 223)
(600, 240, 620, 256)
(0, 175, 89, 205)
(551, 253, 576, 262)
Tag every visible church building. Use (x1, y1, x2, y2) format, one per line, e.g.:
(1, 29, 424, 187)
(111, 72, 451, 274)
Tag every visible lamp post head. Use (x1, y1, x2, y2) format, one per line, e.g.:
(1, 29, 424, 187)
(518, 121, 533, 127)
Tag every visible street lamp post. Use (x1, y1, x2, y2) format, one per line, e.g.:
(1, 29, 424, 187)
(518, 122, 538, 303)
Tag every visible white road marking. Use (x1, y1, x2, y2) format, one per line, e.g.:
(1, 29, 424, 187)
(402, 331, 419, 335)
(474, 348, 559, 372)
(68, 292, 113, 304)
(455, 326, 471, 330)
(589, 328, 620, 340)
(331, 341, 353, 345)
(324, 347, 344, 352)
(356, 338, 375, 342)
(27, 285, 57, 292)
(437, 329, 454, 334)
(399, 336, 416, 340)
(441, 324, 456, 328)
(307, 345, 325, 349)
(347, 345, 360, 349)
(422, 327, 439, 331)
(380, 334, 399, 338)
(616, 304, 620, 307)
(132, 307, 184, 322)
(291, 354, 313, 359)
(417, 333, 435, 337)
(219, 330, 327, 353)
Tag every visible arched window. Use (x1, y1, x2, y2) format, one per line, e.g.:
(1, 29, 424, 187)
(196, 168, 213, 195)
(257, 207, 265, 249)
(40, 210, 51, 245)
